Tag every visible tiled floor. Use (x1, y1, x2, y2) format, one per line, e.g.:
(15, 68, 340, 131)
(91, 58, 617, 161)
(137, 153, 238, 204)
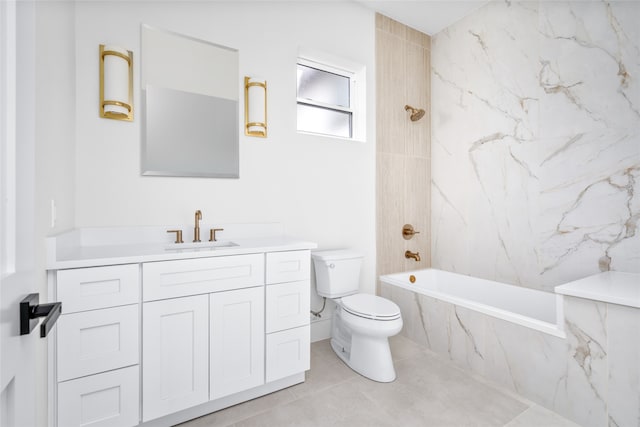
(179, 336, 580, 427)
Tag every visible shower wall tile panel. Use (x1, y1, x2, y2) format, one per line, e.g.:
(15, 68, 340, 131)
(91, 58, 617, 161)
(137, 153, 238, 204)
(431, 0, 640, 291)
(377, 153, 406, 277)
(376, 14, 432, 285)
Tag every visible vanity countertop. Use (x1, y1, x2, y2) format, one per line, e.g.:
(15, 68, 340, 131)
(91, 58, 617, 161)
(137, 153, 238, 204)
(555, 271, 640, 309)
(47, 225, 317, 269)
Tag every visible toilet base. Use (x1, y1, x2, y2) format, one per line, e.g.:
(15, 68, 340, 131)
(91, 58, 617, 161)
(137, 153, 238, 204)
(330, 307, 401, 383)
(330, 336, 397, 383)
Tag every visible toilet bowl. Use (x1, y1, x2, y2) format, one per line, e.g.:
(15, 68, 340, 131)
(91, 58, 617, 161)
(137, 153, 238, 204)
(311, 250, 403, 382)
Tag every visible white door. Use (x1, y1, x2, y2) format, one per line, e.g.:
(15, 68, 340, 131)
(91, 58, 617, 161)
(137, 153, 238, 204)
(142, 295, 209, 422)
(1, 1, 39, 426)
(210, 286, 264, 400)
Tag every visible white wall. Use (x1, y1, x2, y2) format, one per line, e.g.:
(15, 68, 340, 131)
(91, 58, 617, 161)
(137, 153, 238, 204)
(72, 2, 377, 296)
(431, 1, 640, 291)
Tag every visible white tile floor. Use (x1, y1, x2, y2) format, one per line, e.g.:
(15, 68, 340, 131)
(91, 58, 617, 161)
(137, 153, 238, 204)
(179, 336, 580, 427)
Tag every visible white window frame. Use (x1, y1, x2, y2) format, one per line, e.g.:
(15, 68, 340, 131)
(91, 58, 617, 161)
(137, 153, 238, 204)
(296, 48, 366, 142)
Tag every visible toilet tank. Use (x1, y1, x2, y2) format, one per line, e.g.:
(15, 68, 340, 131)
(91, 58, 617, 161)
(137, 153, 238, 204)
(311, 250, 363, 298)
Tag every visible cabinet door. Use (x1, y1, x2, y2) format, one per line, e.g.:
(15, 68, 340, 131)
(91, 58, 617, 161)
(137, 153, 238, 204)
(210, 286, 264, 400)
(142, 295, 209, 422)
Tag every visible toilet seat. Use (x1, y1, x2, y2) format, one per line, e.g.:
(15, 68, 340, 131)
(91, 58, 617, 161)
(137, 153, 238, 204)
(341, 293, 401, 321)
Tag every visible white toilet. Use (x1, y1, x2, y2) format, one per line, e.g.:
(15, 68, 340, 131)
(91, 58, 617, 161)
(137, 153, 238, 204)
(311, 249, 403, 382)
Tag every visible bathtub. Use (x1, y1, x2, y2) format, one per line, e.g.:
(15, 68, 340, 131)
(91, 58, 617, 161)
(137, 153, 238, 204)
(380, 268, 565, 338)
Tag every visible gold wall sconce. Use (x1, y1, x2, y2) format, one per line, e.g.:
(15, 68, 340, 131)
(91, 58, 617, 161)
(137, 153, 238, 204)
(244, 76, 267, 137)
(99, 44, 133, 121)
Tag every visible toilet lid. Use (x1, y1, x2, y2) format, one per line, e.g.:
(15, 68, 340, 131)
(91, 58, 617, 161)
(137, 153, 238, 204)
(341, 293, 401, 320)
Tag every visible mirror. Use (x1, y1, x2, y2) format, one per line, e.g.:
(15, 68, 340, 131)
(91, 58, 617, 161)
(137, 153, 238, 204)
(141, 25, 239, 178)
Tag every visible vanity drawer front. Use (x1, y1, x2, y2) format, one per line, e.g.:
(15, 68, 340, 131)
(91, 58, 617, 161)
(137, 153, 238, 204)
(58, 365, 139, 427)
(143, 254, 264, 301)
(266, 325, 310, 383)
(57, 305, 139, 382)
(266, 280, 310, 333)
(57, 264, 139, 313)
(266, 250, 310, 285)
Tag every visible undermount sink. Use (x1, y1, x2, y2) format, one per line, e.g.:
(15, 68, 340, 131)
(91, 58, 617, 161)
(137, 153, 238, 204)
(164, 241, 238, 250)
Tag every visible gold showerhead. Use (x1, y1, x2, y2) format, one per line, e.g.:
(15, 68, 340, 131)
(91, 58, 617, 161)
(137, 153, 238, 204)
(405, 104, 425, 122)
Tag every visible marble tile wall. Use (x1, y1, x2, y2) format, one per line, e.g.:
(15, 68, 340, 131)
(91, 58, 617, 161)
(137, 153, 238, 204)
(431, 1, 640, 291)
(386, 282, 640, 427)
(376, 14, 432, 287)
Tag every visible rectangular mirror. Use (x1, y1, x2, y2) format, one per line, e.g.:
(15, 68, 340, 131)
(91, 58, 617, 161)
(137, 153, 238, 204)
(141, 25, 239, 178)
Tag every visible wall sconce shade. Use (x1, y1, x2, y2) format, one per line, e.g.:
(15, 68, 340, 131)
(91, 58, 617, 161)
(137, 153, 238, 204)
(100, 44, 133, 121)
(244, 76, 267, 137)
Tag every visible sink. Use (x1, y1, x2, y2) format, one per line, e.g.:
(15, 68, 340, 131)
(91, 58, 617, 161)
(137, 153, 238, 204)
(164, 241, 238, 250)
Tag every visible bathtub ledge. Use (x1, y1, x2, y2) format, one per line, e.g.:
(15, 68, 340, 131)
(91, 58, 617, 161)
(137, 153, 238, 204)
(555, 271, 640, 309)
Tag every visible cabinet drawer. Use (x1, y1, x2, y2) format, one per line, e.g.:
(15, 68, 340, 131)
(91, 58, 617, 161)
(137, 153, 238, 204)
(266, 250, 310, 284)
(58, 305, 139, 382)
(265, 325, 310, 383)
(266, 280, 310, 333)
(58, 365, 139, 427)
(57, 264, 139, 313)
(143, 254, 264, 301)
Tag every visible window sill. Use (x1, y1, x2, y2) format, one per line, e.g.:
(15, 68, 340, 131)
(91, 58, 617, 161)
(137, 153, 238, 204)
(296, 130, 366, 143)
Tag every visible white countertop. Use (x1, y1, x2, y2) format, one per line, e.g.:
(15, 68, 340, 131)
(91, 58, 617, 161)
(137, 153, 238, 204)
(555, 271, 640, 309)
(46, 225, 317, 269)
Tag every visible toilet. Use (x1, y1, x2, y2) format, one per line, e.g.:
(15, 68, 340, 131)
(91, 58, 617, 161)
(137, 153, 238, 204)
(311, 249, 403, 382)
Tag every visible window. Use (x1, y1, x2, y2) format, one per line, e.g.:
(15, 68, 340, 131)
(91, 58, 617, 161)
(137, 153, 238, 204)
(296, 52, 365, 141)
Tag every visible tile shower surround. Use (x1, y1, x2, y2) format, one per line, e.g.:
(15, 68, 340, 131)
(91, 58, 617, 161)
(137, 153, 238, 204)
(425, 3, 640, 423)
(430, 1, 640, 291)
(383, 282, 640, 427)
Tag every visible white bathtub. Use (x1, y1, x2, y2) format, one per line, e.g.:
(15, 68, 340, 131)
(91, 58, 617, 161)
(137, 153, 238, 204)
(380, 269, 565, 338)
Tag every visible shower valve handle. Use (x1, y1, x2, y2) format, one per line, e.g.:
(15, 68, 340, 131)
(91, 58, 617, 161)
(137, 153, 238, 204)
(402, 224, 420, 240)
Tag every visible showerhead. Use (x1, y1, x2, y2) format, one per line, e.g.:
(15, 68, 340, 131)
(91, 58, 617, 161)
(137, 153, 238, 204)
(405, 105, 426, 122)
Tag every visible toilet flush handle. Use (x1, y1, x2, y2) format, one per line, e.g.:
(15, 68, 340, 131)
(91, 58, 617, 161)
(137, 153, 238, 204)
(328, 263, 335, 269)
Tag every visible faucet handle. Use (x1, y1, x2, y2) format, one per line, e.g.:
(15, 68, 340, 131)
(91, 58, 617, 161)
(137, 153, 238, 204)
(402, 224, 420, 240)
(209, 228, 224, 242)
(167, 230, 184, 244)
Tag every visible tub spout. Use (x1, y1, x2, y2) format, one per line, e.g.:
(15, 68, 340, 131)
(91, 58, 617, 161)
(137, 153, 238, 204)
(405, 250, 420, 262)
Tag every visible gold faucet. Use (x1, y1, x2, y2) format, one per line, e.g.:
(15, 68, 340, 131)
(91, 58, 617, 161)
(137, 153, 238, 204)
(193, 210, 202, 242)
(405, 250, 421, 262)
(167, 229, 184, 244)
(209, 228, 224, 242)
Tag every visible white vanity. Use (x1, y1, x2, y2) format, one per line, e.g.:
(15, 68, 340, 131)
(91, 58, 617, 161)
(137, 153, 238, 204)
(46, 225, 316, 427)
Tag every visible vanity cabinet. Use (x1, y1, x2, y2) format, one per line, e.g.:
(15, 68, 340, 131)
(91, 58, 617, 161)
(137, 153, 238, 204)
(48, 232, 314, 427)
(54, 264, 140, 427)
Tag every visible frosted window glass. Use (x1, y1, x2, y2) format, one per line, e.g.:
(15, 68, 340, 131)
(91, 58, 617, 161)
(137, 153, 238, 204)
(297, 64, 350, 107)
(297, 104, 352, 139)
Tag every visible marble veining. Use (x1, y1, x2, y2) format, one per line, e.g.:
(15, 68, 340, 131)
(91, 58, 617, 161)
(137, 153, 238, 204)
(431, 0, 640, 291)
